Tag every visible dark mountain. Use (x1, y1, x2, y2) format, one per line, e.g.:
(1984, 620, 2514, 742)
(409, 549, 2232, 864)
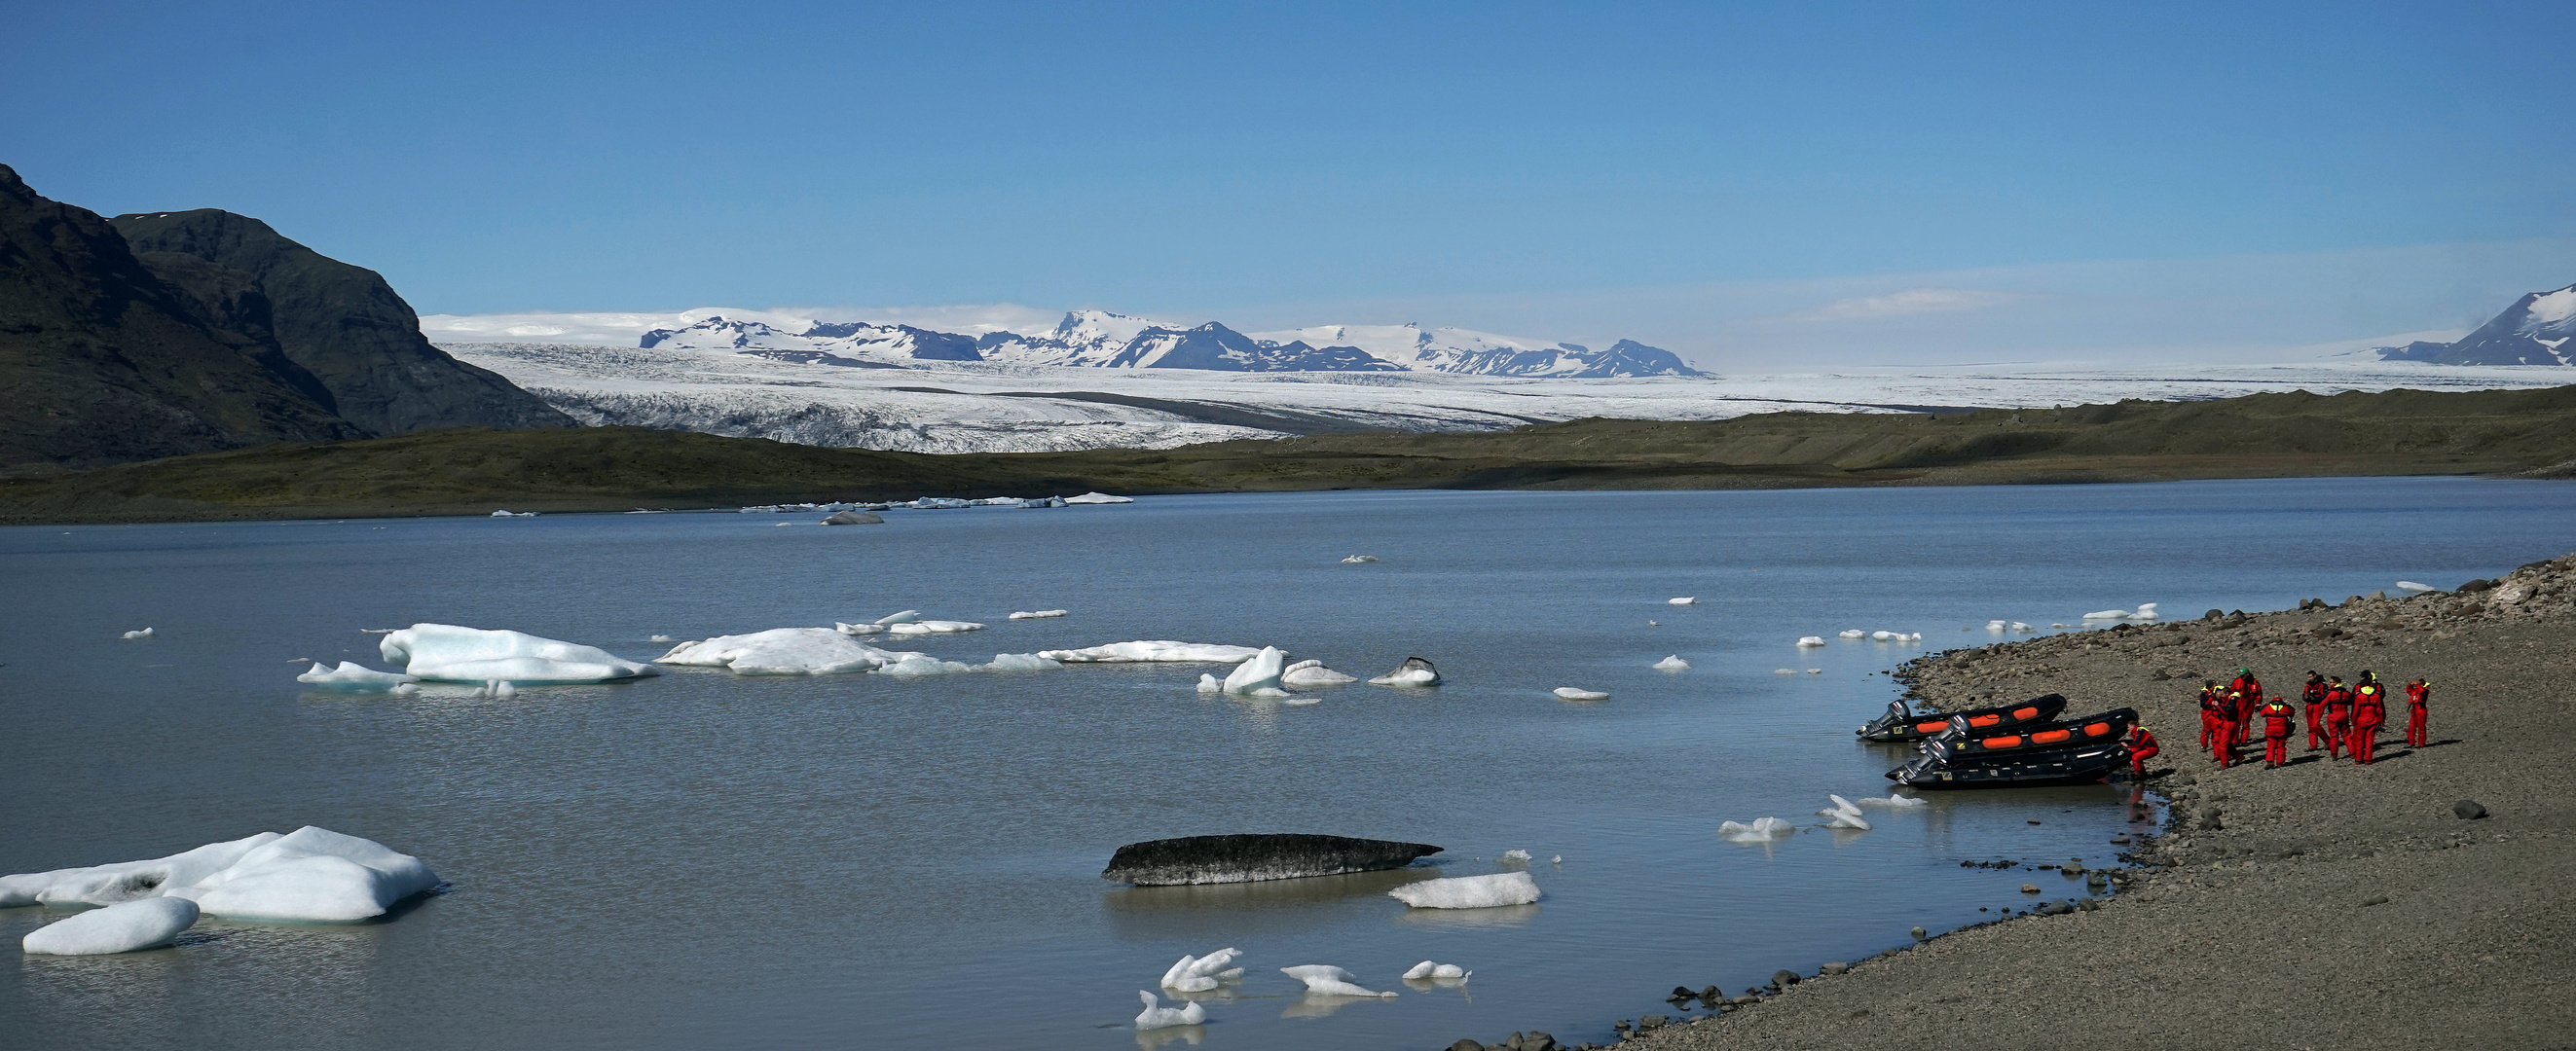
(111, 209, 574, 433)
(1104, 322, 1402, 371)
(0, 163, 362, 467)
(1583, 340, 1702, 379)
(2377, 284, 2576, 366)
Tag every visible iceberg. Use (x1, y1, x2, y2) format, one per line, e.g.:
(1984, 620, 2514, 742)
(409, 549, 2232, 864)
(1796, 635, 1826, 647)
(887, 620, 986, 635)
(1719, 817, 1794, 841)
(819, 510, 882, 525)
(1159, 947, 1245, 993)
(1368, 656, 1442, 686)
(1669, 597, 1697, 605)
(295, 661, 419, 693)
(874, 610, 920, 626)
(1858, 794, 1926, 808)
(1653, 655, 1690, 670)
(381, 624, 655, 684)
(1818, 794, 1872, 830)
(1064, 491, 1134, 504)
(1279, 964, 1397, 997)
(1281, 660, 1358, 687)
(1, 827, 436, 923)
(1134, 991, 1205, 1030)
(1196, 673, 1222, 693)
(1038, 641, 1265, 664)
(1009, 609, 1069, 620)
(20, 897, 199, 956)
(1388, 871, 1541, 909)
(1553, 687, 1609, 701)
(2130, 602, 2160, 621)
(1019, 496, 1066, 508)
(1341, 555, 1379, 563)
(489, 509, 536, 518)
(1839, 629, 1867, 639)
(121, 628, 154, 639)
(985, 653, 1061, 671)
(875, 655, 984, 676)
(2396, 580, 2436, 593)
(832, 622, 886, 635)
(910, 497, 973, 510)
(2010, 622, 2034, 633)
(1499, 849, 1530, 862)
(1222, 647, 1287, 694)
(1403, 960, 1471, 980)
(1773, 668, 1796, 674)
(657, 629, 926, 675)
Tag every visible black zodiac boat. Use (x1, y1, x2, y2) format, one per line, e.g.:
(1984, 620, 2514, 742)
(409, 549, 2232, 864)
(1857, 693, 2068, 743)
(1886, 707, 2138, 789)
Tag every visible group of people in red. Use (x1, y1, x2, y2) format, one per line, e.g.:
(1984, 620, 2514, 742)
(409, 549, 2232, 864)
(2189, 667, 2431, 770)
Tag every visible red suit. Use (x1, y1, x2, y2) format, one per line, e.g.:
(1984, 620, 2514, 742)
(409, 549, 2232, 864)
(2321, 686, 2352, 760)
(2301, 677, 2328, 750)
(2351, 684, 2386, 764)
(2213, 692, 2243, 767)
(2405, 681, 2430, 746)
(2198, 689, 2222, 748)
(2125, 727, 2161, 777)
(2260, 698, 2294, 768)
(2229, 675, 2263, 743)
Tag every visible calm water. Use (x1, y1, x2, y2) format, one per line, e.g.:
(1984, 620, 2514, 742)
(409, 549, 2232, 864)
(3, 478, 2570, 1050)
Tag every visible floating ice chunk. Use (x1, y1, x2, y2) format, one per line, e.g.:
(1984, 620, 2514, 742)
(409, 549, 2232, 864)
(1135, 991, 1206, 1030)
(874, 610, 920, 626)
(1281, 660, 1358, 687)
(887, 620, 985, 635)
(1279, 964, 1398, 997)
(0, 826, 439, 923)
(2010, 622, 2034, 633)
(1342, 555, 1379, 563)
(1009, 609, 1069, 620)
(1985, 619, 2008, 631)
(1222, 646, 1287, 695)
(1818, 794, 1872, 830)
(1554, 687, 1608, 701)
(1159, 947, 1246, 993)
(833, 621, 887, 635)
(1858, 793, 1926, 808)
(1840, 629, 1867, 639)
(2395, 581, 2436, 593)
(1196, 673, 1222, 693)
(2130, 603, 2159, 621)
(20, 896, 199, 956)
(875, 655, 983, 676)
(1387, 871, 1541, 910)
(1719, 817, 1794, 841)
(1281, 696, 1320, 706)
(489, 509, 536, 518)
(985, 653, 1060, 671)
(1499, 849, 1530, 862)
(1065, 491, 1134, 505)
(1, 834, 276, 907)
(1806, 668, 1822, 674)
(648, 634, 678, 642)
(121, 628, 154, 639)
(910, 497, 973, 510)
(1019, 496, 1067, 508)
(1648, 620, 1659, 627)
(1038, 641, 1265, 664)
(1368, 656, 1442, 686)
(657, 628, 924, 675)
(1669, 597, 1697, 605)
(476, 679, 516, 699)
(1796, 635, 1826, 647)
(1403, 960, 1470, 980)
(2081, 609, 2129, 620)
(1653, 655, 1690, 670)
(382, 624, 655, 684)
(1773, 668, 1796, 675)
(819, 510, 882, 525)
(771, 522, 795, 526)
(296, 661, 418, 693)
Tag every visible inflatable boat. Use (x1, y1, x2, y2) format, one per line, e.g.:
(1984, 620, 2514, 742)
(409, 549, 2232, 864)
(1885, 707, 2137, 789)
(1857, 693, 2067, 743)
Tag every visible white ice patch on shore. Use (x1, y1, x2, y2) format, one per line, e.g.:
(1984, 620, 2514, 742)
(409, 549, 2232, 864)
(1280, 964, 1398, 997)
(1720, 817, 1794, 841)
(382, 624, 655, 684)
(296, 661, 420, 693)
(1159, 948, 1245, 993)
(1135, 991, 1205, 1030)
(2, 827, 436, 923)
(1038, 641, 1264, 664)
(656, 628, 924, 674)
(1654, 655, 1690, 670)
(1387, 871, 1541, 909)
(1281, 660, 1358, 687)
(1554, 687, 1609, 701)
(20, 897, 198, 956)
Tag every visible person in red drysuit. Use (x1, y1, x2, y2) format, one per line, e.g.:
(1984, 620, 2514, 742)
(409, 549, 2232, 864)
(2228, 669, 2263, 743)
(2321, 677, 2352, 760)
(2259, 695, 2295, 768)
(2301, 671, 2329, 751)
(2125, 725, 2161, 778)
(2198, 681, 2223, 749)
(2213, 691, 2244, 767)
(2350, 671, 2388, 764)
(2405, 678, 2431, 747)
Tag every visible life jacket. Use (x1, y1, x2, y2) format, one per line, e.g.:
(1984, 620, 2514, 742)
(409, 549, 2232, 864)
(2324, 686, 2352, 712)
(2261, 701, 2294, 736)
(2354, 683, 2385, 717)
(2302, 679, 2327, 704)
(2130, 728, 2159, 750)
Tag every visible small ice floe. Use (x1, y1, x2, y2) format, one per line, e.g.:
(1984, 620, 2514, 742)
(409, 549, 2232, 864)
(1222, 647, 1289, 696)
(819, 510, 882, 526)
(1160, 948, 1245, 993)
(1858, 793, 1926, 808)
(1986, 619, 2009, 632)
(1387, 871, 1541, 909)
(122, 628, 154, 639)
(2011, 622, 2034, 633)
(648, 634, 678, 642)
(1773, 668, 1796, 674)
(874, 610, 920, 626)
(1280, 965, 1398, 997)
(1038, 641, 1265, 664)
(985, 653, 1060, 671)
(1281, 660, 1358, 687)
(910, 497, 973, 510)
(1653, 655, 1690, 671)
(1342, 555, 1379, 563)
(1281, 697, 1321, 706)
(771, 522, 795, 526)
(1818, 794, 1872, 830)
(1796, 635, 1827, 647)
(1805, 668, 1822, 674)
(296, 661, 419, 693)
(381, 624, 656, 684)
(1009, 610, 1069, 620)
(2083, 603, 2158, 621)
(2396, 581, 2436, 593)
(1668, 597, 1697, 605)
(1499, 849, 1530, 862)
(1551, 854, 1562, 864)
(0, 827, 437, 923)
(832, 622, 885, 635)
(1870, 631, 1924, 641)
(1719, 817, 1794, 841)
(2130, 602, 2159, 621)
(1403, 960, 1471, 981)
(20, 896, 200, 956)
(1839, 629, 1867, 639)
(1553, 687, 1609, 701)
(887, 620, 985, 635)
(1196, 673, 1222, 694)
(1019, 496, 1067, 509)
(876, 656, 984, 676)
(358, 628, 399, 634)
(1368, 656, 1442, 686)
(1065, 491, 1134, 505)
(1134, 991, 1206, 1030)
(475, 680, 517, 699)
(1647, 620, 1659, 627)
(659, 629, 926, 675)
(489, 509, 537, 518)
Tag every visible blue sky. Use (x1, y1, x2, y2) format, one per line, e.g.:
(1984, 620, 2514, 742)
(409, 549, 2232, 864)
(6, 1, 2570, 365)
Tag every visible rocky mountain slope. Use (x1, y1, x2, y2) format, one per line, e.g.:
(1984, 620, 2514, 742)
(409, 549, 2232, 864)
(2378, 283, 2576, 365)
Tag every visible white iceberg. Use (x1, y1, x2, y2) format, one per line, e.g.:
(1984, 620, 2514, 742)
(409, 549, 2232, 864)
(873, 610, 920, 626)
(381, 624, 655, 684)
(1668, 597, 1697, 605)
(2396, 581, 2436, 593)
(1818, 794, 1872, 830)
(1773, 668, 1796, 674)
(1553, 687, 1608, 701)
(985, 653, 1061, 671)
(832, 621, 886, 635)
(1839, 629, 1867, 639)
(1281, 660, 1358, 687)
(1403, 960, 1470, 980)
(910, 497, 973, 510)
(1387, 871, 1541, 909)
(1986, 619, 2009, 631)
(1196, 673, 1222, 694)
(1719, 817, 1794, 841)
(1653, 655, 1690, 670)
(295, 661, 419, 693)
(2130, 602, 2159, 621)
(1805, 668, 1822, 674)
(656, 629, 923, 675)
(2081, 609, 2129, 620)
(1037, 641, 1265, 664)
(1, 827, 436, 923)
(121, 628, 154, 639)
(1065, 491, 1134, 505)
(2011, 622, 2034, 633)
(1499, 849, 1530, 862)
(1222, 647, 1287, 695)
(1159, 947, 1245, 993)
(1341, 555, 1379, 563)
(20, 896, 199, 956)
(489, 509, 536, 518)
(874, 656, 984, 676)
(1134, 991, 1205, 1030)
(887, 620, 985, 635)
(1019, 496, 1066, 508)
(1009, 609, 1069, 620)
(1368, 656, 1442, 686)
(1796, 635, 1827, 647)
(1858, 794, 1926, 808)
(1279, 964, 1398, 997)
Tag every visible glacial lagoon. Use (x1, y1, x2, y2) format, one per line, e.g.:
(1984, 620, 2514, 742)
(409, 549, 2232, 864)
(4, 477, 2571, 1049)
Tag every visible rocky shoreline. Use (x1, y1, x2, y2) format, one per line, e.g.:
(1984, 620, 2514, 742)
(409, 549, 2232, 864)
(1439, 552, 2576, 1051)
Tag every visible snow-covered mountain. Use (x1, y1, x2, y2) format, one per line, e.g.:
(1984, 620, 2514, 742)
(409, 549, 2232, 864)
(2377, 284, 2576, 366)
(636, 309, 1698, 377)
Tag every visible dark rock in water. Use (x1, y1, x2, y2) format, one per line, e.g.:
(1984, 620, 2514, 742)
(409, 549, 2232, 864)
(1667, 986, 1696, 1004)
(1638, 1015, 1668, 1030)
(1699, 984, 1722, 1002)
(1449, 1041, 1487, 1051)
(1101, 833, 1441, 885)
(2039, 900, 2075, 915)
(1820, 961, 1849, 974)
(1524, 1033, 1559, 1051)
(1910, 925, 1929, 939)
(2454, 800, 2488, 819)
(1773, 969, 1798, 986)
(819, 510, 882, 525)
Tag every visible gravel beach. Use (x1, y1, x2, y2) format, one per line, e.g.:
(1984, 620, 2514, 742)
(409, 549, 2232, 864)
(1523, 553, 2576, 1051)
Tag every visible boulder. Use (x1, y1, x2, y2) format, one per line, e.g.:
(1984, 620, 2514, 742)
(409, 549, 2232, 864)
(2454, 800, 2488, 820)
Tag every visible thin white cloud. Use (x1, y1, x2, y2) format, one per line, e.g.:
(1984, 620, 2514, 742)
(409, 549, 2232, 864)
(1777, 287, 2029, 323)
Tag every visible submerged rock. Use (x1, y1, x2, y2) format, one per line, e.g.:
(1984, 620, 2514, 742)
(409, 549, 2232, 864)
(1102, 833, 1442, 886)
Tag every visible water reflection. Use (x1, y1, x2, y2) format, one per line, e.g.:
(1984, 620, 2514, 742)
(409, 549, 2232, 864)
(1280, 992, 1397, 1019)
(1135, 1023, 1206, 1049)
(1390, 903, 1540, 930)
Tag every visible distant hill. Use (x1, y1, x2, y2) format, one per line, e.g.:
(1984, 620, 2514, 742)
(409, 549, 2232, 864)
(2378, 284, 2576, 366)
